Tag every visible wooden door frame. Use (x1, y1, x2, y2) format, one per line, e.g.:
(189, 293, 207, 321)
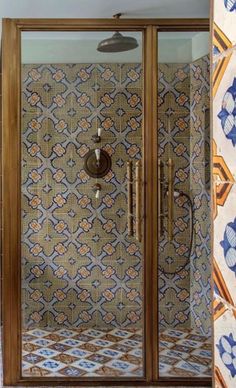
(153, 23, 212, 387)
(1, 17, 210, 386)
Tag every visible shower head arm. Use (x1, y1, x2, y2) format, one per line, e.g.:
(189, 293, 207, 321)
(113, 13, 122, 19)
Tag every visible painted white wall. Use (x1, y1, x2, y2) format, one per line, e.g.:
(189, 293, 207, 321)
(158, 39, 192, 63)
(22, 39, 142, 64)
(21, 31, 142, 64)
(158, 32, 209, 63)
(192, 32, 210, 62)
(21, 32, 209, 64)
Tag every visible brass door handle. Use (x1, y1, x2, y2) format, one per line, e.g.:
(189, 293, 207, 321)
(135, 160, 142, 242)
(167, 158, 174, 241)
(158, 160, 165, 238)
(127, 161, 133, 237)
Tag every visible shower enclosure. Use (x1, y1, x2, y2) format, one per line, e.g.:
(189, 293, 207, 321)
(2, 18, 211, 386)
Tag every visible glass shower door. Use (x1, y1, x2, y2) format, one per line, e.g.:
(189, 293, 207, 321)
(157, 31, 212, 380)
(21, 30, 145, 379)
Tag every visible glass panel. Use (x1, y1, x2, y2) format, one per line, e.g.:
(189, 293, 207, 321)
(157, 31, 212, 379)
(21, 30, 144, 378)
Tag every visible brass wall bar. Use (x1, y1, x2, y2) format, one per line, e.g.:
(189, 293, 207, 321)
(158, 160, 165, 238)
(136, 160, 142, 242)
(167, 158, 174, 241)
(127, 161, 133, 237)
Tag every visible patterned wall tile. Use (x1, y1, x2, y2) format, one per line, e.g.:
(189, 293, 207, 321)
(213, 23, 233, 97)
(158, 63, 191, 329)
(214, 297, 236, 386)
(213, 51, 236, 180)
(158, 58, 210, 334)
(214, 183, 236, 307)
(214, 1, 236, 43)
(190, 56, 211, 337)
(213, 1, 236, 382)
(22, 63, 143, 330)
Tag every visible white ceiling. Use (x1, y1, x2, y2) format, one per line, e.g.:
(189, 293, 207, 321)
(0, 0, 209, 18)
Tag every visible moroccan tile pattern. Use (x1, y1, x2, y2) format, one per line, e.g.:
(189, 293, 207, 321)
(21, 327, 211, 378)
(189, 56, 211, 337)
(159, 328, 212, 378)
(22, 328, 143, 378)
(22, 63, 143, 330)
(158, 63, 192, 329)
(213, 0, 236, 386)
(158, 60, 211, 335)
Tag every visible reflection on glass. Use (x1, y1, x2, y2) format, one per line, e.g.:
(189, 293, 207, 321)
(21, 31, 144, 378)
(157, 32, 212, 379)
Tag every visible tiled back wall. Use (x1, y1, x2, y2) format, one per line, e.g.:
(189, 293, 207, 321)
(213, 1, 236, 385)
(190, 56, 211, 336)
(158, 57, 211, 335)
(22, 59, 210, 333)
(22, 63, 143, 330)
(158, 63, 191, 330)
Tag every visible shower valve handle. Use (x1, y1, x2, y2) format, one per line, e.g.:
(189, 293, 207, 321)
(92, 128, 102, 143)
(93, 183, 101, 199)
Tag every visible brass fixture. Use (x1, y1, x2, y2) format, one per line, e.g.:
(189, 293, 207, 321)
(91, 128, 102, 143)
(97, 13, 139, 53)
(158, 160, 166, 238)
(84, 149, 111, 178)
(135, 160, 142, 242)
(92, 183, 102, 199)
(127, 161, 133, 237)
(127, 160, 142, 241)
(167, 158, 174, 241)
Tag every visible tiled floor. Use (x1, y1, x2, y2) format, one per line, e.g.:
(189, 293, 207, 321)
(22, 328, 143, 378)
(159, 328, 212, 378)
(21, 327, 212, 379)
(0, 326, 212, 386)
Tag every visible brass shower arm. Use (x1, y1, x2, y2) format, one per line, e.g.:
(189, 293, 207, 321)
(113, 13, 122, 19)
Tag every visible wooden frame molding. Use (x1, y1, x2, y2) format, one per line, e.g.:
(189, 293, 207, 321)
(2, 17, 210, 386)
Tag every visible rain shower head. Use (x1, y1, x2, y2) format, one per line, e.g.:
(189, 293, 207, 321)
(97, 31, 139, 53)
(97, 13, 139, 53)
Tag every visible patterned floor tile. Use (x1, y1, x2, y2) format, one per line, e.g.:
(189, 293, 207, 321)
(58, 366, 86, 377)
(18, 327, 212, 379)
(33, 347, 61, 358)
(106, 359, 137, 373)
(36, 359, 67, 373)
(159, 328, 212, 378)
(72, 358, 101, 372)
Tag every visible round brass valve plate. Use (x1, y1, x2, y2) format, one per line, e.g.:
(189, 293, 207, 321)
(84, 149, 112, 178)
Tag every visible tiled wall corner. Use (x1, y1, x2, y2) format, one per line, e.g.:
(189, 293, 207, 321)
(213, 0, 236, 385)
(158, 63, 191, 329)
(189, 55, 211, 336)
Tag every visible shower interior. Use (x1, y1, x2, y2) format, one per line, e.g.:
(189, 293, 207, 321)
(21, 30, 144, 378)
(157, 31, 211, 378)
(20, 29, 211, 380)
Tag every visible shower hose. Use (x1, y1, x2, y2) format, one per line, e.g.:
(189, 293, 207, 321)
(158, 191, 194, 275)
